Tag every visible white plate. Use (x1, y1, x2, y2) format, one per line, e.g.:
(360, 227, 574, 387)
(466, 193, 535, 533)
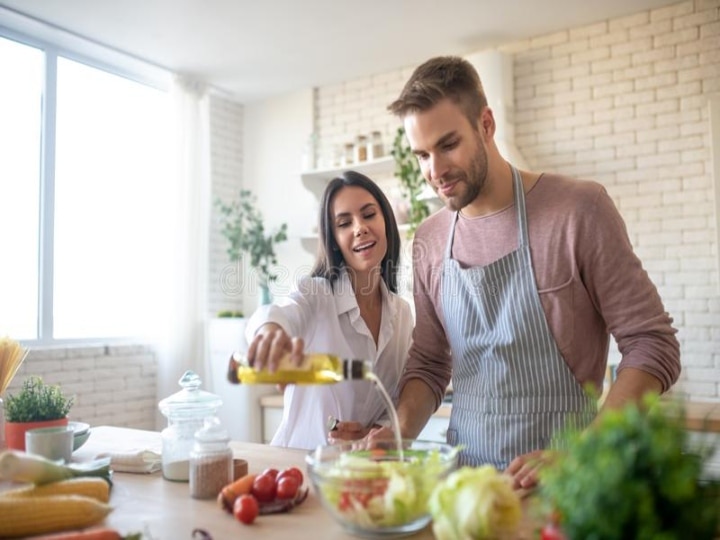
(69, 421, 90, 436)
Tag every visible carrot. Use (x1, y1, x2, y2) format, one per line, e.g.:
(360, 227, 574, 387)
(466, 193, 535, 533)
(26, 528, 142, 540)
(217, 473, 257, 513)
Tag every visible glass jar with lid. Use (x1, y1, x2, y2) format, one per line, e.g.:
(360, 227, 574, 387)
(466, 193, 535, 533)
(189, 416, 233, 499)
(158, 370, 222, 482)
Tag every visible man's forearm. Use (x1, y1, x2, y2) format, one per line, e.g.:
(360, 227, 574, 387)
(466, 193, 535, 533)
(600, 366, 663, 413)
(396, 379, 438, 438)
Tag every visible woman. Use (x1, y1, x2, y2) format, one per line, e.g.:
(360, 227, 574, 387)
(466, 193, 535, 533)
(244, 170, 413, 449)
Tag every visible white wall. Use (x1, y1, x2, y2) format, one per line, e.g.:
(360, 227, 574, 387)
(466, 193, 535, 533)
(242, 89, 317, 311)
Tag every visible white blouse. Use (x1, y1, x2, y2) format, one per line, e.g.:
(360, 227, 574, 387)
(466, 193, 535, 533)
(245, 270, 413, 450)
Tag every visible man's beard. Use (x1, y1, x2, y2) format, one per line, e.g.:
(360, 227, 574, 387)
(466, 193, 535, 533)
(443, 139, 488, 212)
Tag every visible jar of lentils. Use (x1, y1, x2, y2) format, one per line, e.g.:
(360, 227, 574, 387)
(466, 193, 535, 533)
(189, 416, 233, 499)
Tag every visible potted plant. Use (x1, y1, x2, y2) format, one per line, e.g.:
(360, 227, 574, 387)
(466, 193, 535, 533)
(3, 375, 74, 451)
(215, 188, 288, 305)
(391, 127, 432, 237)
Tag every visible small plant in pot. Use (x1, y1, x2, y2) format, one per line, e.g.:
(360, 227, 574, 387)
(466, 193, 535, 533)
(3, 375, 74, 451)
(215, 188, 288, 306)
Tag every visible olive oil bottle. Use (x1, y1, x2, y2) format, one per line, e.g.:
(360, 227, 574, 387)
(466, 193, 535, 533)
(227, 352, 371, 385)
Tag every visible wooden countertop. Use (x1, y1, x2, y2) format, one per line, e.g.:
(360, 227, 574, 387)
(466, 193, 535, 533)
(0, 426, 539, 539)
(261, 394, 720, 432)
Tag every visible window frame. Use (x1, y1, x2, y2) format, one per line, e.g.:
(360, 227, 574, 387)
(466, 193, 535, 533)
(1, 8, 172, 345)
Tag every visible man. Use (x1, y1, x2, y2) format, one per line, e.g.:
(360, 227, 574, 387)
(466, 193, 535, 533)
(380, 56, 681, 489)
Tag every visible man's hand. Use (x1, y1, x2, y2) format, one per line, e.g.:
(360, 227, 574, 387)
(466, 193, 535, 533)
(504, 449, 555, 491)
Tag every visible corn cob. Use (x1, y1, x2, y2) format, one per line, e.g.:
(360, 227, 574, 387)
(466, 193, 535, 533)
(0, 450, 112, 486)
(1, 477, 110, 503)
(0, 494, 112, 538)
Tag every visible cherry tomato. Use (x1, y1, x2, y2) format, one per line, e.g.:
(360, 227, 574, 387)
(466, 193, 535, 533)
(540, 523, 567, 540)
(252, 473, 277, 502)
(261, 467, 279, 480)
(276, 467, 304, 486)
(276, 475, 300, 500)
(233, 494, 259, 525)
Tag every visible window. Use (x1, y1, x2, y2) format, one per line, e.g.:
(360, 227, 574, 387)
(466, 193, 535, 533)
(0, 32, 172, 343)
(0, 37, 42, 339)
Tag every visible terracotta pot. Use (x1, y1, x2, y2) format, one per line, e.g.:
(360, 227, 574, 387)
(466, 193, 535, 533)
(4, 417, 69, 451)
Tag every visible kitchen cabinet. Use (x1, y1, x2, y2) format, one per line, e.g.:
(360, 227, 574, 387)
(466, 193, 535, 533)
(262, 403, 284, 444)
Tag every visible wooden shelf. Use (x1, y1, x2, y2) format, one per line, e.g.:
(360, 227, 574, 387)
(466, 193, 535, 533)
(300, 155, 396, 196)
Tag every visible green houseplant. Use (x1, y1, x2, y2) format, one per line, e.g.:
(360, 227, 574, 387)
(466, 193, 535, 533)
(3, 375, 74, 450)
(391, 127, 431, 237)
(215, 189, 288, 305)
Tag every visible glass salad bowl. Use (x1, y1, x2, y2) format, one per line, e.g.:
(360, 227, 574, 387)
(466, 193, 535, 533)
(305, 439, 459, 537)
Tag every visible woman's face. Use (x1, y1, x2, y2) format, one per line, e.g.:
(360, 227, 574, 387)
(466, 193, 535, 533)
(330, 185, 387, 276)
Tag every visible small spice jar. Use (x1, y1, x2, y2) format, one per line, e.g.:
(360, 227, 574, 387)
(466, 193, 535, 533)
(354, 135, 368, 163)
(368, 131, 384, 160)
(341, 142, 355, 166)
(189, 416, 233, 499)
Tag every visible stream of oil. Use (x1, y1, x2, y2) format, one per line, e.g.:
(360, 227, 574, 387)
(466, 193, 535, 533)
(366, 371, 404, 461)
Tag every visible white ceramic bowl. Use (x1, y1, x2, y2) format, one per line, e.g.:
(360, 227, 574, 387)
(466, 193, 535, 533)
(306, 439, 458, 537)
(69, 421, 91, 451)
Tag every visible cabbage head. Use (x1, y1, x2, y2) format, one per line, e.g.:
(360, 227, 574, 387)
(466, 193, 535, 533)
(429, 465, 521, 540)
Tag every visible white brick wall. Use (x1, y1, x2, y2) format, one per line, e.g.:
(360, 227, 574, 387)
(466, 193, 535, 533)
(511, 0, 720, 399)
(310, 0, 720, 399)
(3, 345, 157, 430)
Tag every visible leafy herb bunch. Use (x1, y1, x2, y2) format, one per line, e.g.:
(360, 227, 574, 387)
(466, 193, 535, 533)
(4, 375, 74, 423)
(215, 189, 288, 287)
(391, 127, 431, 236)
(538, 393, 719, 540)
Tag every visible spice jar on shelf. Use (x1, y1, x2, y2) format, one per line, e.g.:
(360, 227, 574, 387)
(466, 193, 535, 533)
(341, 142, 355, 166)
(354, 135, 368, 163)
(368, 131, 384, 160)
(189, 416, 233, 499)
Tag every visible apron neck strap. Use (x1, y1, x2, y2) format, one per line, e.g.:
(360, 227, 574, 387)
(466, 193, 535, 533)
(445, 164, 529, 257)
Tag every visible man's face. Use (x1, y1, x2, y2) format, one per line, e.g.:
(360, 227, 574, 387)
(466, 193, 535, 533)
(403, 98, 489, 212)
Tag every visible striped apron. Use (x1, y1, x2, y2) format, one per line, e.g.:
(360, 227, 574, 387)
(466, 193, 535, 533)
(442, 166, 593, 469)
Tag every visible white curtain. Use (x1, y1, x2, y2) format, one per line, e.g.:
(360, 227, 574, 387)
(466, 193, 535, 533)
(153, 76, 211, 427)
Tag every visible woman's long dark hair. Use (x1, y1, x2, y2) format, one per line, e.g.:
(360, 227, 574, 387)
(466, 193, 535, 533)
(311, 170, 402, 293)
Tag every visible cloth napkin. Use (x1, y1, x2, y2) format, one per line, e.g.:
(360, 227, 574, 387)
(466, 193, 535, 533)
(96, 449, 162, 474)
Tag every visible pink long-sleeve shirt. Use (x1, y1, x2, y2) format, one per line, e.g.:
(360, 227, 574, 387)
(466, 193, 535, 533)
(401, 173, 681, 409)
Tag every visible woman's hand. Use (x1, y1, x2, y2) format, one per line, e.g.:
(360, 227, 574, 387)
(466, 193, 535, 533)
(246, 323, 305, 372)
(327, 421, 369, 443)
